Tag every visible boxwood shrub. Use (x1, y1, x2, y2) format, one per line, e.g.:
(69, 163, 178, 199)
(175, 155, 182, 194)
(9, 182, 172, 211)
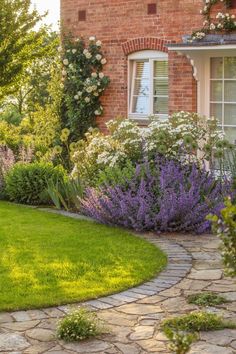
(5, 162, 65, 205)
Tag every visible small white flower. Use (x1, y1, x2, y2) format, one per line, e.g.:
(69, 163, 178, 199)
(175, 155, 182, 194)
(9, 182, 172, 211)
(62, 69, 67, 76)
(85, 97, 90, 103)
(89, 36, 96, 41)
(72, 49, 77, 54)
(95, 110, 101, 115)
(96, 54, 102, 61)
(96, 40, 102, 47)
(91, 72, 97, 78)
(210, 23, 216, 30)
(85, 52, 92, 59)
(86, 86, 93, 93)
(78, 91, 82, 96)
(63, 59, 69, 66)
(232, 14, 235, 19)
(94, 92, 99, 96)
(99, 72, 104, 79)
(58, 46, 63, 52)
(101, 58, 107, 65)
(67, 49, 71, 53)
(83, 49, 89, 55)
(74, 95, 79, 100)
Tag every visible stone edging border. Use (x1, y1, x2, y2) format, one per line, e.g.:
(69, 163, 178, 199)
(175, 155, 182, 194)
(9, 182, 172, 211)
(37, 208, 193, 311)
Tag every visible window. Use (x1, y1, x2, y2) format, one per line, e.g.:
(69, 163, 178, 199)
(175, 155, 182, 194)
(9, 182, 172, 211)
(129, 51, 169, 120)
(210, 56, 236, 143)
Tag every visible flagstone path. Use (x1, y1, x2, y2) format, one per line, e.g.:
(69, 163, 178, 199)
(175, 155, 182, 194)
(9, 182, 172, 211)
(0, 233, 235, 354)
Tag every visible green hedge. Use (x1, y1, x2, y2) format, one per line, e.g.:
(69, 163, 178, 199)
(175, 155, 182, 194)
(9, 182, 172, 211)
(5, 162, 65, 205)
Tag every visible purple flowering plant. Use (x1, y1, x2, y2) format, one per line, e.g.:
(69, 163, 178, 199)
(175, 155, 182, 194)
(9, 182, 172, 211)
(81, 156, 231, 234)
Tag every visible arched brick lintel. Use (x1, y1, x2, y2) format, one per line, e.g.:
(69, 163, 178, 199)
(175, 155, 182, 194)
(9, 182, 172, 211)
(122, 37, 172, 55)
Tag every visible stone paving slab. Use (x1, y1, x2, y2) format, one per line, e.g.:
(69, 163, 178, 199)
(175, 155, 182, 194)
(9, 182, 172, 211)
(0, 215, 235, 354)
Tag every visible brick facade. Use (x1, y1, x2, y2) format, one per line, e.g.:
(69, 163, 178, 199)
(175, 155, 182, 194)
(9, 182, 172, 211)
(60, 0, 235, 131)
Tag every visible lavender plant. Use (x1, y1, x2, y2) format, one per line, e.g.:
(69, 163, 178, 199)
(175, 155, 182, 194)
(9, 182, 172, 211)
(81, 157, 231, 234)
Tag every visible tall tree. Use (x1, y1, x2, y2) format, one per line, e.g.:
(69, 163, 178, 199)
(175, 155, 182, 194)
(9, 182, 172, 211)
(0, 0, 55, 98)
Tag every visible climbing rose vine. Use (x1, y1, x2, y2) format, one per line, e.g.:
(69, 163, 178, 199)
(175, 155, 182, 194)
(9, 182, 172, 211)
(190, 0, 236, 41)
(60, 36, 110, 141)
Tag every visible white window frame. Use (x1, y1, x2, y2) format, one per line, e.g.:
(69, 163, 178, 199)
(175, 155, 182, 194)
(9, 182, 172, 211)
(209, 56, 236, 143)
(128, 50, 168, 121)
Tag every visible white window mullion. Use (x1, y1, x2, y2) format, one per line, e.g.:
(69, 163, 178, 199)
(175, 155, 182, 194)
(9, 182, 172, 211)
(149, 59, 154, 115)
(130, 62, 136, 115)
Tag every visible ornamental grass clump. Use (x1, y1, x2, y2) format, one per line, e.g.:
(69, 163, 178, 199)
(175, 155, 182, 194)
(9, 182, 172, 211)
(57, 308, 104, 342)
(81, 156, 231, 234)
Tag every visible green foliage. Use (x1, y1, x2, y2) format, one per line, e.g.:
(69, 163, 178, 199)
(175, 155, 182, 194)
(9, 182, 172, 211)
(0, 0, 55, 98)
(5, 162, 66, 205)
(187, 292, 227, 306)
(164, 328, 198, 354)
(0, 121, 21, 152)
(208, 198, 236, 277)
(95, 160, 136, 188)
(2, 31, 60, 116)
(61, 35, 110, 141)
(57, 308, 104, 342)
(161, 312, 236, 333)
(0, 106, 22, 125)
(47, 177, 83, 211)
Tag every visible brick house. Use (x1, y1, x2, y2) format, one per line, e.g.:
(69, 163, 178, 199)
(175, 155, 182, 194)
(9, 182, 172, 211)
(61, 0, 236, 142)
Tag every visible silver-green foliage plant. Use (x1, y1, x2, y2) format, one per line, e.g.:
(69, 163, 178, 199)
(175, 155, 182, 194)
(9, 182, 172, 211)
(57, 308, 104, 342)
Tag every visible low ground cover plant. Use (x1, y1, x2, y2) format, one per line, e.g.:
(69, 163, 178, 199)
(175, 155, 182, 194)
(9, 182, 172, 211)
(5, 162, 65, 205)
(57, 308, 104, 341)
(82, 156, 231, 234)
(163, 328, 198, 354)
(161, 311, 236, 333)
(187, 292, 227, 306)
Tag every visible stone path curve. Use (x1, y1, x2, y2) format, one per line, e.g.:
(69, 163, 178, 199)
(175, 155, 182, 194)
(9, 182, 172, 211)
(0, 212, 235, 353)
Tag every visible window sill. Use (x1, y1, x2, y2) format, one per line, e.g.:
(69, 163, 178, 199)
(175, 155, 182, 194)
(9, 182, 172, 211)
(128, 116, 150, 126)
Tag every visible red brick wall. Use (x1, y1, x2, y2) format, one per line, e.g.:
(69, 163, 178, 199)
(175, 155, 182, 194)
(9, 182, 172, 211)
(60, 0, 234, 131)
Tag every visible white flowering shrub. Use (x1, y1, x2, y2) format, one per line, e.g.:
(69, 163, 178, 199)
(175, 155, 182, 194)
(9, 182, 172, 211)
(71, 112, 227, 183)
(190, 0, 236, 41)
(60, 36, 110, 141)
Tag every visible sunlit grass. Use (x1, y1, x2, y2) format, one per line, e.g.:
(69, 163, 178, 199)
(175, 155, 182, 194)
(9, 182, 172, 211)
(0, 202, 167, 311)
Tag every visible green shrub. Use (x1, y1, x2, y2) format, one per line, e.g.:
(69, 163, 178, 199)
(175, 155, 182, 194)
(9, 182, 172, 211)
(57, 308, 104, 342)
(95, 160, 136, 188)
(187, 292, 227, 307)
(5, 162, 65, 205)
(208, 198, 236, 277)
(71, 113, 226, 183)
(161, 311, 236, 333)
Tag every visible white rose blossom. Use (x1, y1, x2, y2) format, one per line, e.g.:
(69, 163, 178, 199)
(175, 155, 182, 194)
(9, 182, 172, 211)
(85, 97, 90, 103)
(72, 49, 77, 54)
(96, 54, 102, 61)
(99, 72, 104, 79)
(96, 40, 102, 46)
(85, 52, 92, 59)
(101, 58, 107, 65)
(89, 36, 96, 41)
(63, 59, 69, 66)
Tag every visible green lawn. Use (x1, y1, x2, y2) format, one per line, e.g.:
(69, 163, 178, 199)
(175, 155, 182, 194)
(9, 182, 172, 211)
(0, 202, 167, 311)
